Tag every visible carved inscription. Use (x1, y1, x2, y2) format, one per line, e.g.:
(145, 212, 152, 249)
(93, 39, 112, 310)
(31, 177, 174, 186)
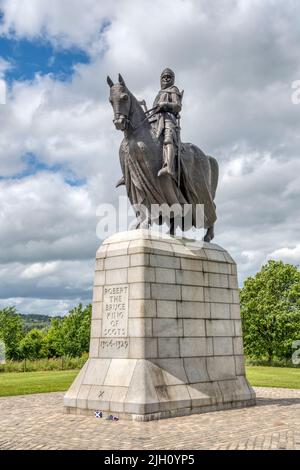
(102, 285, 129, 338)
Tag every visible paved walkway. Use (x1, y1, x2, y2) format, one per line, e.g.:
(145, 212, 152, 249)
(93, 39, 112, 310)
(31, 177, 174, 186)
(0, 387, 299, 450)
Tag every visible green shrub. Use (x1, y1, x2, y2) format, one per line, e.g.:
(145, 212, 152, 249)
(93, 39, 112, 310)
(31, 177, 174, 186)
(0, 353, 88, 373)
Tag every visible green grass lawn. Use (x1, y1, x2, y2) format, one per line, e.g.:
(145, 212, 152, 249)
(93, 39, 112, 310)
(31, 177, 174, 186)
(0, 370, 79, 397)
(246, 366, 300, 389)
(0, 366, 299, 397)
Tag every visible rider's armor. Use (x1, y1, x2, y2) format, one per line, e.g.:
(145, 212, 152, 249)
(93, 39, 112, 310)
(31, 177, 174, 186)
(149, 69, 183, 178)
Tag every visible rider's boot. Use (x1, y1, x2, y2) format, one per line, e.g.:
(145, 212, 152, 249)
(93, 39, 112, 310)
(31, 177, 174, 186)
(158, 144, 175, 178)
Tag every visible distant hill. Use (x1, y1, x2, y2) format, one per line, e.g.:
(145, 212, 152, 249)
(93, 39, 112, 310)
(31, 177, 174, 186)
(19, 314, 60, 332)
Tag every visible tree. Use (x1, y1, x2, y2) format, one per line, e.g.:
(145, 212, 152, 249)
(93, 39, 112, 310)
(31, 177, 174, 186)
(0, 307, 24, 360)
(241, 260, 300, 363)
(59, 304, 92, 357)
(43, 318, 64, 358)
(18, 329, 46, 360)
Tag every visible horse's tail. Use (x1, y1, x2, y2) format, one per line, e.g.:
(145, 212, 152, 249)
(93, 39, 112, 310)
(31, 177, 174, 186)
(208, 155, 219, 201)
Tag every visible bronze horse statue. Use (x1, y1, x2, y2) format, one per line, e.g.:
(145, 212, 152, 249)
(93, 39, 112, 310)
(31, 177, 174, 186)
(107, 74, 218, 242)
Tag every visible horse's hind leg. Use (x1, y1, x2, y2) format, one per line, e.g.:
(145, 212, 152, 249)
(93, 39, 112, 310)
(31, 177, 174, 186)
(204, 225, 214, 243)
(167, 217, 175, 236)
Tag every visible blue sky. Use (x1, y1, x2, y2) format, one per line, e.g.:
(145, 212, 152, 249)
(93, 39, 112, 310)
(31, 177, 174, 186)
(0, 35, 90, 85)
(0, 0, 299, 316)
(0, 31, 89, 186)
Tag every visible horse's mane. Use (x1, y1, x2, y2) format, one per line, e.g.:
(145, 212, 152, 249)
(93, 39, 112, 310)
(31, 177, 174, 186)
(126, 87, 150, 131)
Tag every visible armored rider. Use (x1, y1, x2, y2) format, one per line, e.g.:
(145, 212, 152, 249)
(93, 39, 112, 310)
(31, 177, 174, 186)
(149, 68, 183, 179)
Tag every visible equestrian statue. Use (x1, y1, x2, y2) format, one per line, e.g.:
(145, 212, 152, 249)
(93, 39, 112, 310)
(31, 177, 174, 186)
(107, 68, 219, 242)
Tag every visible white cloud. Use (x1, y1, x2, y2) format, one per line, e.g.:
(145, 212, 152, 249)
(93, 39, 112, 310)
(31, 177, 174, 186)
(0, 297, 85, 316)
(267, 245, 300, 266)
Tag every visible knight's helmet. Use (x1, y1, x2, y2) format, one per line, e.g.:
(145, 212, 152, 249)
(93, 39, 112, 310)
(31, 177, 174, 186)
(160, 68, 175, 88)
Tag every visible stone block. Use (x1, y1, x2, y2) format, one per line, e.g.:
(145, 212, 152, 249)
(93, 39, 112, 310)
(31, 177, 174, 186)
(129, 338, 158, 358)
(82, 358, 111, 385)
(89, 338, 99, 357)
(210, 303, 230, 319)
(232, 289, 240, 304)
(125, 360, 160, 414)
(130, 282, 151, 299)
(128, 239, 153, 254)
(206, 356, 236, 381)
(95, 259, 104, 271)
(235, 355, 246, 375)
(128, 266, 155, 283)
(92, 302, 102, 319)
(204, 287, 232, 303)
(155, 267, 176, 284)
(183, 357, 210, 383)
(177, 301, 210, 319)
(152, 358, 188, 385)
(213, 337, 233, 355)
(94, 271, 105, 286)
(157, 300, 177, 318)
(130, 253, 150, 266)
(151, 240, 174, 255)
(176, 269, 204, 286)
(158, 338, 180, 358)
(153, 319, 183, 337)
(156, 384, 191, 411)
(106, 268, 128, 285)
(106, 241, 129, 257)
(99, 338, 129, 359)
(87, 385, 114, 411)
(92, 286, 103, 302)
(96, 244, 107, 259)
(208, 273, 229, 289)
(104, 255, 130, 270)
(182, 286, 204, 302)
(129, 299, 156, 318)
(104, 359, 137, 386)
(180, 338, 213, 357)
(218, 376, 253, 402)
(203, 261, 231, 275)
(180, 257, 203, 271)
(128, 318, 152, 337)
(206, 319, 234, 337)
(228, 275, 238, 289)
(233, 336, 244, 355)
(234, 320, 243, 336)
(203, 249, 227, 262)
(231, 304, 241, 319)
(187, 381, 222, 406)
(183, 319, 206, 337)
(90, 319, 102, 338)
(151, 283, 181, 300)
(110, 387, 128, 412)
(150, 254, 180, 269)
(76, 385, 92, 408)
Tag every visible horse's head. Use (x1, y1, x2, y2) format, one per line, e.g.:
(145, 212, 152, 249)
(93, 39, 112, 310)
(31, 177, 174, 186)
(107, 74, 132, 131)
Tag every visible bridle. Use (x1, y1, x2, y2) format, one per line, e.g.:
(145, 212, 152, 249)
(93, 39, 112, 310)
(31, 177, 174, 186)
(113, 104, 158, 134)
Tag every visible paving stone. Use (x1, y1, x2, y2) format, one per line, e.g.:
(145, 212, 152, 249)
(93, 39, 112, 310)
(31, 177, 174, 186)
(0, 388, 299, 450)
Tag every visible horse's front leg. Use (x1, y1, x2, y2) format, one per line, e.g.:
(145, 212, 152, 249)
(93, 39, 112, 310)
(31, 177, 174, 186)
(204, 225, 214, 243)
(135, 204, 151, 229)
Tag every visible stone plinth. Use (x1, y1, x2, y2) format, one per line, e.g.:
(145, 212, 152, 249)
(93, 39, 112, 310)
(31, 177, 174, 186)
(64, 230, 255, 420)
